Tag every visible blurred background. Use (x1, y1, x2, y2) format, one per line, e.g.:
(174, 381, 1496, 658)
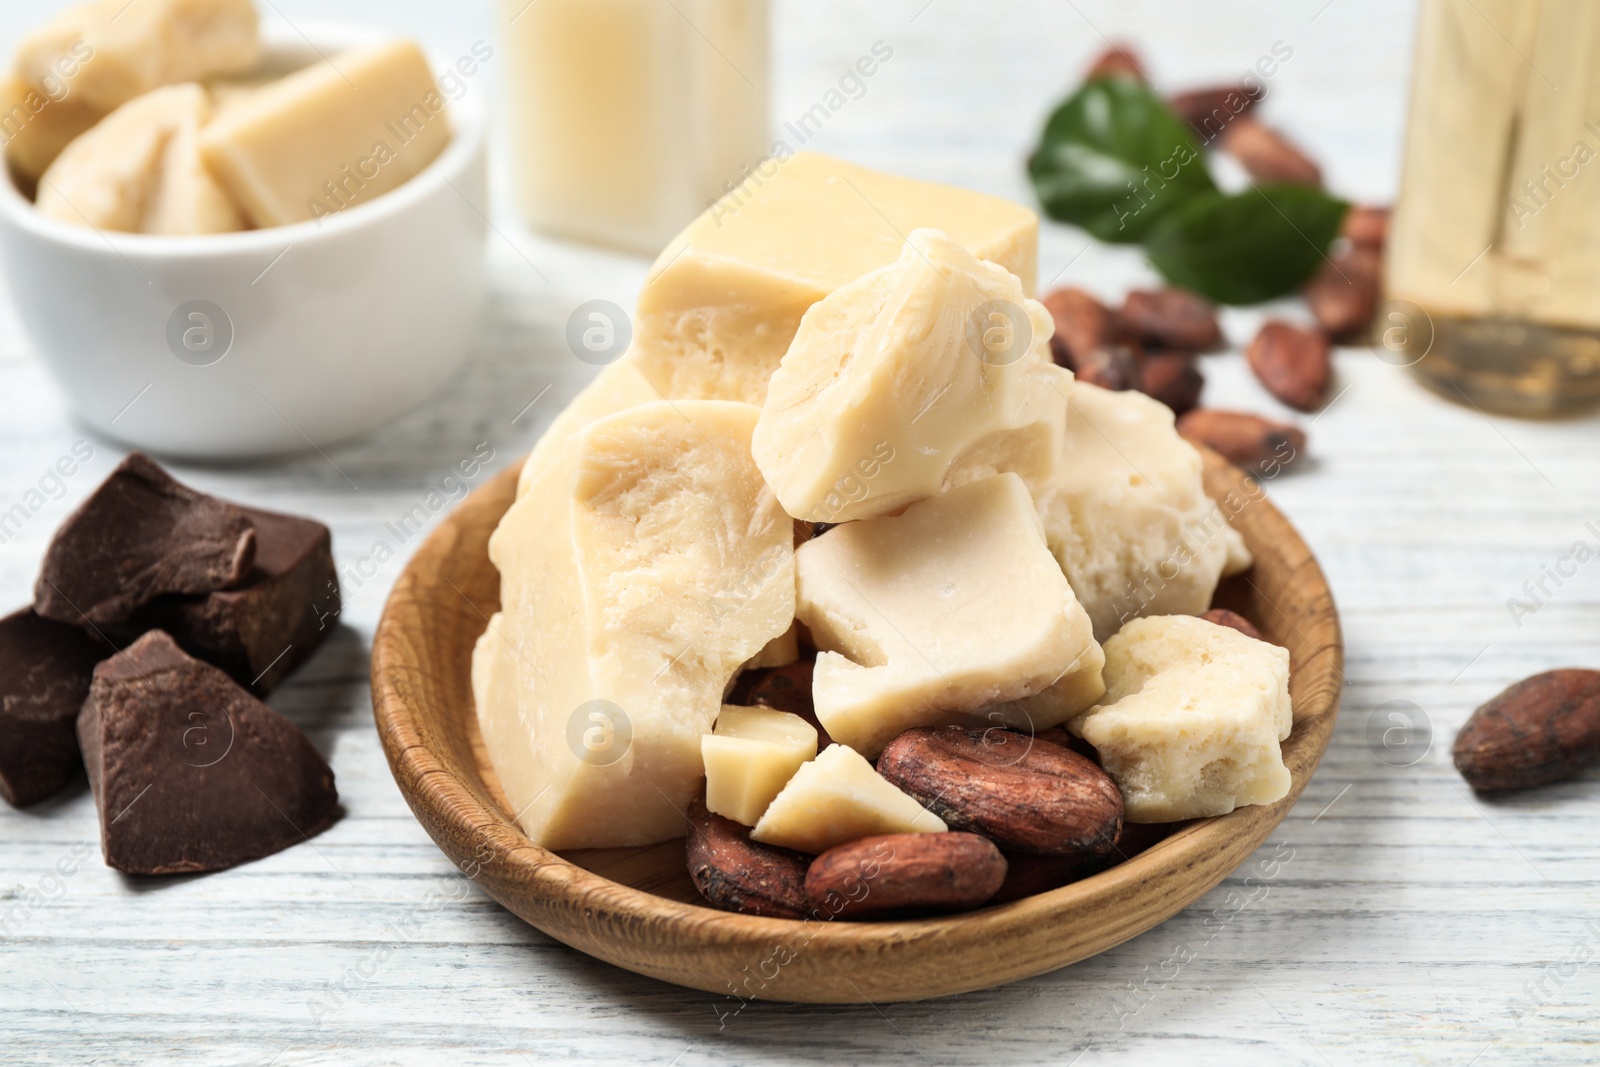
(0, 0, 1414, 354)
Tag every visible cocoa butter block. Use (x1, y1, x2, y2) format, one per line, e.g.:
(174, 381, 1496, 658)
(78, 630, 337, 875)
(35, 453, 256, 627)
(122, 506, 338, 694)
(0, 608, 110, 807)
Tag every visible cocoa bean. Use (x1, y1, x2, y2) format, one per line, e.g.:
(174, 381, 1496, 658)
(1220, 116, 1323, 187)
(1304, 244, 1381, 341)
(1120, 288, 1223, 351)
(1042, 287, 1122, 368)
(877, 726, 1123, 857)
(1247, 320, 1331, 411)
(1341, 204, 1390, 248)
(1169, 83, 1264, 142)
(1453, 670, 1600, 792)
(686, 799, 811, 918)
(804, 832, 1006, 919)
(1084, 44, 1145, 83)
(1140, 350, 1204, 414)
(1199, 608, 1264, 641)
(1073, 344, 1144, 392)
(1177, 409, 1306, 472)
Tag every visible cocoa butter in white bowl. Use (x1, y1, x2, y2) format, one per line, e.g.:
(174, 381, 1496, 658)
(0, 24, 487, 460)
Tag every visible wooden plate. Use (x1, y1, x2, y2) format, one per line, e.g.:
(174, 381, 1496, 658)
(372, 449, 1342, 1003)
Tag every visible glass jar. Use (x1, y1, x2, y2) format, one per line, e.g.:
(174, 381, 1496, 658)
(1388, 0, 1600, 415)
(498, 0, 769, 255)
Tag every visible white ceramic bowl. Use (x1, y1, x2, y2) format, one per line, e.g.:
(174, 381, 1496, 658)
(0, 24, 488, 460)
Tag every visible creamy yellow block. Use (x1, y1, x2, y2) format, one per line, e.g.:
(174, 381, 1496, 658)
(144, 95, 247, 235)
(750, 743, 945, 854)
(702, 705, 818, 827)
(515, 357, 662, 498)
(37, 83, 212, 232)
(754, 229, 1062, 523)
(742, 623, 799, 671)
(14, 0, 259, 113)
(0, 75, 102, 184)
(473, 400, 794, 849)
(796, 473, 1105, 758)
(1036, 382, 1252, 642)
(1071, 615, 1292, 823)
(200, 40, 450, 228)
(513, 155, 1043, 503)
(633, 151, 1040, 404)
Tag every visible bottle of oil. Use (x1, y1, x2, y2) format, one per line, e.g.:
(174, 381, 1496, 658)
(498, 0, 769, 256)
(1388, 0, 1600, 415)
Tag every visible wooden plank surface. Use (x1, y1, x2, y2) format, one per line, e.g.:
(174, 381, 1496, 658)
(2, 0, 1598, 1063)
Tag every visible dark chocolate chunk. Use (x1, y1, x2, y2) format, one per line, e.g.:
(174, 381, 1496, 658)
(77, 630, 337, 875)
(114, 506, 338, 694)
(0, 608, 109, 807)
(35, 453, 256, 627)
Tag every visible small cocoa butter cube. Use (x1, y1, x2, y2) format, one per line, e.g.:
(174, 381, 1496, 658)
(1073, 616, 1293, 822)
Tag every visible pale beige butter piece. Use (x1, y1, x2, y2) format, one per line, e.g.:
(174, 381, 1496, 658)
(200, 40, 450, 228)
(514, 356, 661, 499)
(796, 473, 1105, 758)
(701, 705, 818, 827)
(513, 155, 1041, 501)
(205, 75, 277, 115)
(740, 622, 799, 671)
(632, 151, 1039, 405)
(750, 743, 945, 854)
(143, 93, 247, 235)
(0, 74, 103, 183)
(1035, 381, 1251, 642)
(14, 0, 259, 113)
(753, 228, 1061, 523)
(1070, 615, 1291, 823)
(473, 400, 794, 849)
(36, 83, 209, 231)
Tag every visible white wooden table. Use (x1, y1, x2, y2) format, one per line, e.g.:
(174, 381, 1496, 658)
(4, 1, 1598, 1064)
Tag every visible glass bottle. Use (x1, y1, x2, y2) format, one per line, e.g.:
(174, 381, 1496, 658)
(1388, 0, 1600, 415)
(498, 0, 769, 255)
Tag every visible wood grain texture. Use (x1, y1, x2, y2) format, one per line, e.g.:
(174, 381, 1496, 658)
(370, 448, 1343, 1003)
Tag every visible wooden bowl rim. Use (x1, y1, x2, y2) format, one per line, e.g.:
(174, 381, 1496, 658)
(372, 448, 1343, 998)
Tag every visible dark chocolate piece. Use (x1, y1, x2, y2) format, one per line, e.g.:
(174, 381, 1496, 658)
(34, 452, 256, 627)
(0, 608, 109, 807)
(115, 506, 338, 694)
(77, 630, 337, 875)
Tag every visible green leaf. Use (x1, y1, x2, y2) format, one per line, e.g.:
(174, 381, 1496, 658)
(1144, 185, 1350, 305)
(1027, 78, 1215, 244)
